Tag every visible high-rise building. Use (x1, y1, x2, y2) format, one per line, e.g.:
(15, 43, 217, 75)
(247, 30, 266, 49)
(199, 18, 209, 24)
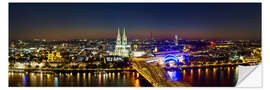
(114, 27, 131, 57)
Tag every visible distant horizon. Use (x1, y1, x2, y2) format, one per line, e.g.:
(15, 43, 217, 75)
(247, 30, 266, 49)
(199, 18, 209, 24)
(9, 37, 262, 41)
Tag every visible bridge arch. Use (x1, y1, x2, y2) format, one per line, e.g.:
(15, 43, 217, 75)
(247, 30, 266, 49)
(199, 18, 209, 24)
(164, 54, 179, 63)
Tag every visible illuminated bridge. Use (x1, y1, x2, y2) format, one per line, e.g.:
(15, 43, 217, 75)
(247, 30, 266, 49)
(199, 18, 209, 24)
(130, 51, 255, 87)
(132, 61, 190, 87)
(131, 52, 190, 87)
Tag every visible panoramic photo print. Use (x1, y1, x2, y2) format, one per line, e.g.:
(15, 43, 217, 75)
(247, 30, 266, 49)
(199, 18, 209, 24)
(8, 3, 262, 87)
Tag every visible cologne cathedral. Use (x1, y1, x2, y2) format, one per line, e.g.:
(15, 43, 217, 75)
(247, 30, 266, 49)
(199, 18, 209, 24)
(114, 27, 131, 57)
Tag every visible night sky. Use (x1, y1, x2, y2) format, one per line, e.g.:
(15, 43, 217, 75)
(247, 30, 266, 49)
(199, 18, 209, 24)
(9, 3, 261, 40)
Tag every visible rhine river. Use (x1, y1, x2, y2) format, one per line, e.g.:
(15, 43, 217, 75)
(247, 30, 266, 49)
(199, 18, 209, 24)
(9, 66, 238, 87)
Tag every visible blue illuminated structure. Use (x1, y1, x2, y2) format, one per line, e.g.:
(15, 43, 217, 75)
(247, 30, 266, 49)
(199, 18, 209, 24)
(164, 54, 179, 63)
(167, 70, 180, 81)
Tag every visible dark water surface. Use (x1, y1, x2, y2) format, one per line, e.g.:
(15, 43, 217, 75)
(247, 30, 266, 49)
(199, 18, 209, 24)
(9, 66, 238, 87)
(9, 70, 151, 87)
(167, 66, 238, 87)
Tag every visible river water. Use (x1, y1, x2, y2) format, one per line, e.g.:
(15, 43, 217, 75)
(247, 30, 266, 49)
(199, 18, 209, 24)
(9, 70, 151, 87)
(166, 66, 238, 87)
(9, 66, 238, 87)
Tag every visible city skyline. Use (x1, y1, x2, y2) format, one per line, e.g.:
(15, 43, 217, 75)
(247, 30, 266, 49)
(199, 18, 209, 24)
(9, 3, 261, 40)
(8, 3, 262, 87)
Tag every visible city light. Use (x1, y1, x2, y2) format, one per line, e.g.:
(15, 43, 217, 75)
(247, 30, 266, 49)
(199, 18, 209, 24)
(164, 54, 179, 63)
(8, 3, 261, 87)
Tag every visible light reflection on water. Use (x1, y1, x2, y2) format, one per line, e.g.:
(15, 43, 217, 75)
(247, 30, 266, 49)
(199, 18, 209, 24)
(166, 66, 238, 87)
(9, 66, 239, 87)
(9, 71, 151, 87)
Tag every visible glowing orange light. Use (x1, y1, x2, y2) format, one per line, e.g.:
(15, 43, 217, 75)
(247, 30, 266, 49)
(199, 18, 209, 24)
(135, 79, 140, 87)
(210, 41, 215, 45)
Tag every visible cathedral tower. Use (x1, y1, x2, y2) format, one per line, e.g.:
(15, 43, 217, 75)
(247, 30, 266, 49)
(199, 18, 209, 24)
(114, 27, 131, 57)
(116, 27, 122, 45)
(122, 27, 127, 45)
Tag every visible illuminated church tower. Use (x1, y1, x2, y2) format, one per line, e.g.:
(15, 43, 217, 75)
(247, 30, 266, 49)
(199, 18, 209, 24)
(116, 28, 122, 45)
(115, 28, 122, 56)
(122, 28, 127, 45)
(114, 27, 131, 57)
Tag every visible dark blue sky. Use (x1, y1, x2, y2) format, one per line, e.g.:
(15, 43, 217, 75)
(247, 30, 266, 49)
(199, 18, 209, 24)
(9, 3, 261, 40)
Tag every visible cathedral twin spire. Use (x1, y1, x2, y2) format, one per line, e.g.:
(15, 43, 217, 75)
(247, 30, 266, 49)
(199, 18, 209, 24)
(116, 27, 127, 45)
(115, 27, 130, 57)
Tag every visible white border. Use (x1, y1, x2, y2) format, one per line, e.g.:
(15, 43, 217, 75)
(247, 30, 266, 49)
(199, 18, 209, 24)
(2, 0, 268, 90)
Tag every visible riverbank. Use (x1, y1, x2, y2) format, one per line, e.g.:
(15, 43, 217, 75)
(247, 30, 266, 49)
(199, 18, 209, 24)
(9, 67, 136, 72)
(9, 69, 152, 87)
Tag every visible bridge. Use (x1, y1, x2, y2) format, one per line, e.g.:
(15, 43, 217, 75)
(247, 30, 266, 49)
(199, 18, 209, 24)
(132, 60, 190, 87)
(130, 50, 261, 87)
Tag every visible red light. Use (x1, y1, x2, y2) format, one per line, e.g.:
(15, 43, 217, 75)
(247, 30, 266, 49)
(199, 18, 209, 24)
(210, 41, 215, 45)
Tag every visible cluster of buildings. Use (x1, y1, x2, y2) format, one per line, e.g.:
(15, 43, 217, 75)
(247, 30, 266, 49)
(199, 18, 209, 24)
(8, 28, 262, 69)
(8, 28, 133, 69)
